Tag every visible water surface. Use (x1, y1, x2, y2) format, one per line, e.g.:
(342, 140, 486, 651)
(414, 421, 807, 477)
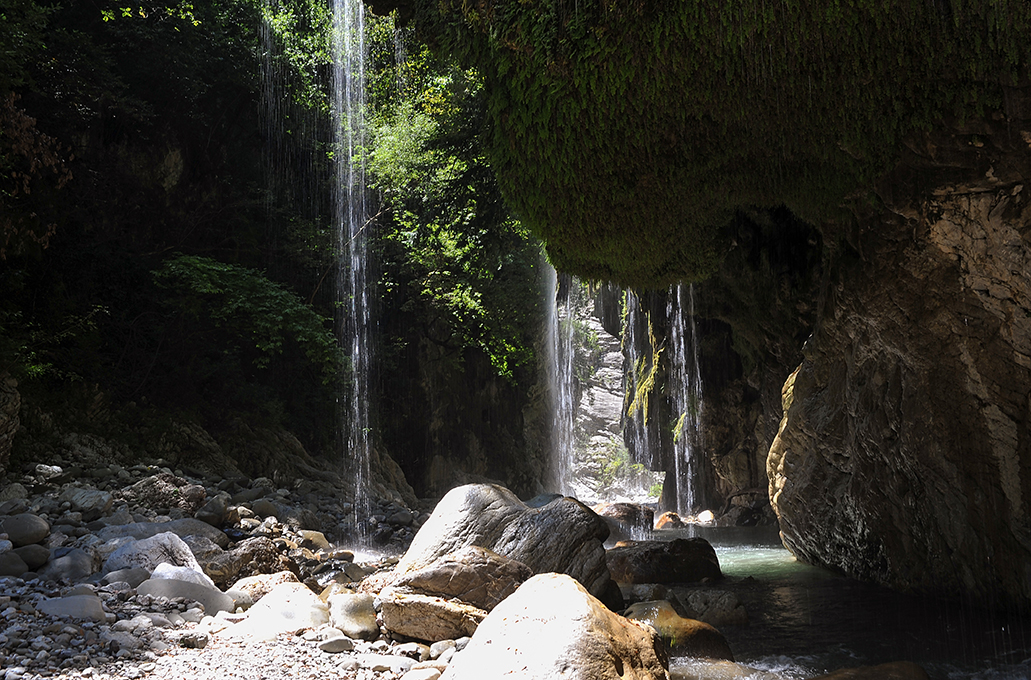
(662, 526, 1031, 680)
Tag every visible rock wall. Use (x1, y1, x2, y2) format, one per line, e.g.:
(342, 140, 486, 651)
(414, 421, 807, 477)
(0, 376, 20, 477)
(770, 112, 1031, 602)
(378, 336, 547, 501)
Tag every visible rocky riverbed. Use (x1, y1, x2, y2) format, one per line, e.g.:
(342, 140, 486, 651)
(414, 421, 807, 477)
(0, 457, 929, 680)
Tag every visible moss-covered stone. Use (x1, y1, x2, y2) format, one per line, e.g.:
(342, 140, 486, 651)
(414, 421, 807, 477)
(378, 0, 1031, 286)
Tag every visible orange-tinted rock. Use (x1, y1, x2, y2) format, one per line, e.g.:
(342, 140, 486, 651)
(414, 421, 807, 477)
(624, 600, 733, 660)
(654, 512, 685, 530)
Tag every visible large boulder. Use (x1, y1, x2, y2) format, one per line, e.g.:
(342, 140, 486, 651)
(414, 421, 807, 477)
(221, 581, 329, 640)
(606, 539, 722, 585)
(386, 484, 618, 607)
(390, 545, 532, 611)
(0, 551, 28, 577)
(39, 548, 98, 582)
(137, 577, 234, 615)
(103, 531, 205, 575)
(37, 595, 107, 622)
(439, 573, 669, 680)
(327, 592, 380, 641)
(0, 513, 50, 547)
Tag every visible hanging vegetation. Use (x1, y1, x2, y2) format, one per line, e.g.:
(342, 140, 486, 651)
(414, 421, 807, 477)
(389, 0, 1031, 286)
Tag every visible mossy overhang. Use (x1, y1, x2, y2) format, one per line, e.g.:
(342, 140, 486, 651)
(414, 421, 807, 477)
(368, 0, 1031, 288)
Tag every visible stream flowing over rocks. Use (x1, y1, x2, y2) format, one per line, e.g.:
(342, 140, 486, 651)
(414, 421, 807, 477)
(0, 464, 931, 680)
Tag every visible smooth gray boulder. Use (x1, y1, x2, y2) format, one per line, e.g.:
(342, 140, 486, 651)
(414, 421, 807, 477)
(137, 578, 234, 615)
(12, 543, 50, 570)
(102, 566, 152, 588)
(439, 573, 668, 680)
(385, 484, 617, 607)
(37, 595, 106, 622)
(152, 562, 216, 588)
(0, 551, 28, 577)
(0, 513, 50, 546)
(39, 548, 97, 583)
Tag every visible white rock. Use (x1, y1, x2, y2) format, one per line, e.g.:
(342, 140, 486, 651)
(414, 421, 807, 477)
(151, 562, 216, 588)
(220, 581, 328, 640)
(439, 573, 668, 680)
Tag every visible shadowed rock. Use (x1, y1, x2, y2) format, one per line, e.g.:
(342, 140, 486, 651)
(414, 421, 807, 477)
(606, 538, 722, 585)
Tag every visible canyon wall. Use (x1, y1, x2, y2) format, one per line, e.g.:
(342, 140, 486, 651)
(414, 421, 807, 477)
(769, 109, 1031, 602)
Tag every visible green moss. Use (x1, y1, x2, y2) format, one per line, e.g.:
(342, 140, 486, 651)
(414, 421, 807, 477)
(397, 0, 1031, 286)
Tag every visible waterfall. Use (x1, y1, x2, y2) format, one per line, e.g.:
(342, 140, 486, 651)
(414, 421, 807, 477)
(332, 0, 371, 539)
(667, 283, 704, 515)
(545, 263, 576, 496)
(623, 291, 654, 472)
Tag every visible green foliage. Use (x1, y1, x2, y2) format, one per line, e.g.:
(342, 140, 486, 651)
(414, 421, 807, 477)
(0, 306, 107, 381)
(648, 482, 662, 499)
(0, 0, 49, 92)
(625, 308, 660, 425)
(400, 0, 1031, 287)
(369, 23, 541, 381)
(153, 254, 340, 378)
(598, 441, 647, 489)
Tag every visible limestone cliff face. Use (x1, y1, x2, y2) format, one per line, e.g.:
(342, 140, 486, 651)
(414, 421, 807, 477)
(770, 111, 1031, 602)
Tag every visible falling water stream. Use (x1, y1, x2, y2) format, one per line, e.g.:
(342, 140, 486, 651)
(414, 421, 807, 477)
(545, 264, 577, 496)
(667, 283, 704, 516)
(332, 0, 371, 541)
(624, 291, 655, 472)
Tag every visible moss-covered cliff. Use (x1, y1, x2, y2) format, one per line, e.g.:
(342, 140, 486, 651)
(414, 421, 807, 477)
(375, 0, 1031, 605)
(371, 0, 1031, 286)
